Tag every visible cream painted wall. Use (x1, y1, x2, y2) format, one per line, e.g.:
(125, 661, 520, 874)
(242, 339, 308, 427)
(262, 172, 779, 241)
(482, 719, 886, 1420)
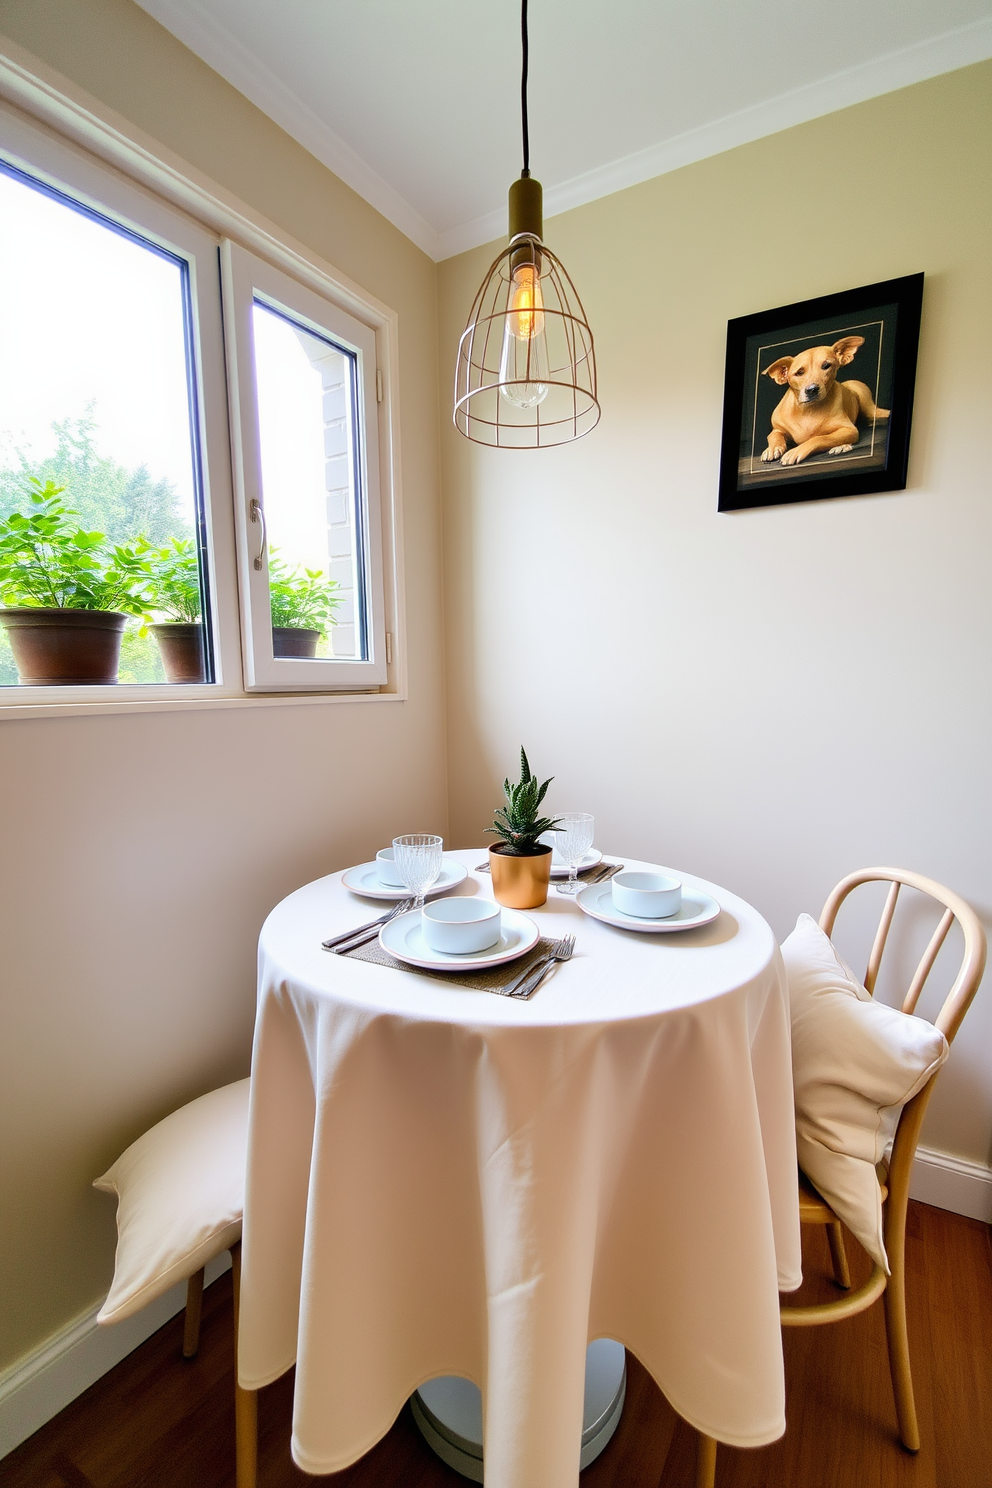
(438, 65, 992, 1169)
(0, 1, 446, 1369)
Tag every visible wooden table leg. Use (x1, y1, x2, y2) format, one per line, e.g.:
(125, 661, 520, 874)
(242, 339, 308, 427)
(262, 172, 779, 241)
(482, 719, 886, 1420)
(230, 1243, 258, 1488)
(696, 1431, 717, 1488)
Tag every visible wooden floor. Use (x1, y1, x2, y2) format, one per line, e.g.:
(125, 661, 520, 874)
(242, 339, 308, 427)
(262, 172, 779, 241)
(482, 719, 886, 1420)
(3, 1201, 990, 1488)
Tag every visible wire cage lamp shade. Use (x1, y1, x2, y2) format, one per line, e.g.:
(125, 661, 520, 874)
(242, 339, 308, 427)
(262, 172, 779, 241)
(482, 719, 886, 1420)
(452, 0, 599, 449)
(453, 234, 599, 448)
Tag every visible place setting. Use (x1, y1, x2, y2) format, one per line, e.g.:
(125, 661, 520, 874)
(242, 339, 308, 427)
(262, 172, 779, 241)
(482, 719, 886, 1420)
(323, 748, 721, 998)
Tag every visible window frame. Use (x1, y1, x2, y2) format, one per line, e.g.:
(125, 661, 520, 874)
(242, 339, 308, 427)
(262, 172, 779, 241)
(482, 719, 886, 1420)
(0, 64, 404, 719)
(221, 242, 388, 692)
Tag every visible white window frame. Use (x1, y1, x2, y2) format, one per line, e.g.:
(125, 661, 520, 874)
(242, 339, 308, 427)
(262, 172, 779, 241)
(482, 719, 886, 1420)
(222, 242, 387, 691)
(0, 50, 404, 719)
(0, 99, 242, 705)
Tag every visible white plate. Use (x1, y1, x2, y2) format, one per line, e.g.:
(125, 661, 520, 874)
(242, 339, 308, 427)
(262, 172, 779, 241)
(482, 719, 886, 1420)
(576, 881, 721, 933)
(549, 848, 603, 878)
(341, 860, 468, 900)
(380, 906, 540, 971)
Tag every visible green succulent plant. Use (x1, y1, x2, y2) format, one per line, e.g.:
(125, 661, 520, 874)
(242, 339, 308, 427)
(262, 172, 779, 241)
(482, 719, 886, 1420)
(486, 747, 562, 856)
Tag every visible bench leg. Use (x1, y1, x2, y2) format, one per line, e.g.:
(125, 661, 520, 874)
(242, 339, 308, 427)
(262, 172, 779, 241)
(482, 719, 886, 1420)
(182, 1268, 205, 1358)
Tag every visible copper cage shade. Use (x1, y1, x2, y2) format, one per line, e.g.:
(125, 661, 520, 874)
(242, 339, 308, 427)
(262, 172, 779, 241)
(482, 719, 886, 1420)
(453, 233, 600, 449)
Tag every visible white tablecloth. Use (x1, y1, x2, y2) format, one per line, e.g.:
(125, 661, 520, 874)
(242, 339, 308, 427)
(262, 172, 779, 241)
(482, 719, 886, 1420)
(240, 851, 801, 1487)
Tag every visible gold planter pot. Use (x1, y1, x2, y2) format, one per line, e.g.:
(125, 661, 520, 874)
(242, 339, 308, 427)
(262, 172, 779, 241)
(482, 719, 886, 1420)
(489, 844, 553, 909)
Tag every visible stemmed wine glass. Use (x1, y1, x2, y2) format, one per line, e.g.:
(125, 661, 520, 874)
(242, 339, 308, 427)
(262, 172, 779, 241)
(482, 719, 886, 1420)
(554, 814, 595, 895)
(392, 834, 444, 910)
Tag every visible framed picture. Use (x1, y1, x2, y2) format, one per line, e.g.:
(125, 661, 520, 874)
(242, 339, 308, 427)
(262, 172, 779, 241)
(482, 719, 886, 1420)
(717, 273, 924, 512)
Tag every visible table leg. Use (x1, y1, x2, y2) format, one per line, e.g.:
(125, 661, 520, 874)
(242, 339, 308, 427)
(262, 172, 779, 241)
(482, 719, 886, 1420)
(230, 1243, 258, 1488)
(696, 1431, 717, 1488)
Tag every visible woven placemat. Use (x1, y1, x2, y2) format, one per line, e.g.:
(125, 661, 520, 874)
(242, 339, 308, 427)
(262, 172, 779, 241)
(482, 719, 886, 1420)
(341, 933, 557, 994)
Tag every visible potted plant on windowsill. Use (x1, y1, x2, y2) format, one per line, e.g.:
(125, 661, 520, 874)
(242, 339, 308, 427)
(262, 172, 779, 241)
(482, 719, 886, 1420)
(0, 480, 154, 685)
(486, 748, 562, 909)
(268, 551, 341, 658)
(144, 537, 207, 683)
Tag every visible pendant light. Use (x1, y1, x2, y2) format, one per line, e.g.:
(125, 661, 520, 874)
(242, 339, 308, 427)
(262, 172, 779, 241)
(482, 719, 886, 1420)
(453, 0, 600, 448)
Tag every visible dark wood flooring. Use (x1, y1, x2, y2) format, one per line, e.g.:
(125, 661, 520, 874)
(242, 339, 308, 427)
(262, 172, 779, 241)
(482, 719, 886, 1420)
(3, 1201, 990, 1488)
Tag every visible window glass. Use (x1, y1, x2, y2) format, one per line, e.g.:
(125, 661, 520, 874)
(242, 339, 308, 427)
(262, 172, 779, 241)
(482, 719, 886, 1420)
(252, 301, 365, 661)
(0, 162, 211, 686)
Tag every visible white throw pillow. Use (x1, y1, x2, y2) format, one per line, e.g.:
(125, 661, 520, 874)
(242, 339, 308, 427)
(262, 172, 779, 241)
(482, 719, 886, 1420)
(782, 915, 947, 1271)
(94, 1078, 250, 1324)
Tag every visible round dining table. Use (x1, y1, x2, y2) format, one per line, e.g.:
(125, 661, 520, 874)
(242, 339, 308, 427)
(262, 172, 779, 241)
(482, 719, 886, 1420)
(238, 849, 802, 1488)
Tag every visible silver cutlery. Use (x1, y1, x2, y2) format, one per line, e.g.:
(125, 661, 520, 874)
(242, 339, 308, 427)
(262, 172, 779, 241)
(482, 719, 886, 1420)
(588, 860, 624, 884)
(510, 934, 576, 999)
(496, 934, 575, 997)
(322, 899, 414, 952)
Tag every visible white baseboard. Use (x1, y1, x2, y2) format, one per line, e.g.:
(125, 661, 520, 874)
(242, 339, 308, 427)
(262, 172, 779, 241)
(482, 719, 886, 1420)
(0, 1251, 231, 1461)
(911, 1145, 992, 1222)
(2, 1151, 989, 1463)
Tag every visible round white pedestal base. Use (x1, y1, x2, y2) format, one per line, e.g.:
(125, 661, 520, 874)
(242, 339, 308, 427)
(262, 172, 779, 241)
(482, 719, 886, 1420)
(410, 1339, 627, 1482)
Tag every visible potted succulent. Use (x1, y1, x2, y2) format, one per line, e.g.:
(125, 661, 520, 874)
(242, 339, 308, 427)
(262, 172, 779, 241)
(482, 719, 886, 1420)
(486, 748, 562, 909)
(0, 479, 154, 685)
(268, 550, 341, 658)
(144, 537, 207, 683)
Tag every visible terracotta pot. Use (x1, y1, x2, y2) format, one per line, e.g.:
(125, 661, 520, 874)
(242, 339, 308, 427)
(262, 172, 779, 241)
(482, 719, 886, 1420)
(0, 607, 127, 684)
(151, 622, 208, 683)
(489, 843, 553, 909)
(272, 626, 320, 658)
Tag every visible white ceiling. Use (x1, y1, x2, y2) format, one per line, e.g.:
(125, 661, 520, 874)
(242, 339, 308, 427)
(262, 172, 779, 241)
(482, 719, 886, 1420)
(135, 0, 992, 260)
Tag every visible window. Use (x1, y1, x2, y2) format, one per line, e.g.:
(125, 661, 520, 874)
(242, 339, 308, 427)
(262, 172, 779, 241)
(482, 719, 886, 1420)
(0, 99, 394, 706)
(222, 244, 387, 690)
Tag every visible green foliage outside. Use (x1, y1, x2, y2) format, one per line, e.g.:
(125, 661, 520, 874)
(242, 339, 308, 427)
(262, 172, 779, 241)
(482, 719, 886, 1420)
(0, 412, 189, 546)
(487, 747, 562, 856)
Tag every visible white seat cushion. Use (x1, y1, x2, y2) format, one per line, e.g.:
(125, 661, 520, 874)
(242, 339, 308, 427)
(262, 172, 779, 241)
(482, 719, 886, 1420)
(94, 1078, 250, 1324)
(781, 915, 948, 1270)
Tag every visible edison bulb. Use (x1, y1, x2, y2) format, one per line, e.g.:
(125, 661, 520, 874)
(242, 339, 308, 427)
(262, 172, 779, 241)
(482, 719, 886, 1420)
(499, 262, 549, 408)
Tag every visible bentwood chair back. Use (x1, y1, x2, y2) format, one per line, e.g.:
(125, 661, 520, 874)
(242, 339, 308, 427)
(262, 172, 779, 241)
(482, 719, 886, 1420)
(695, 868, 985, 1488)
(780, 868, 986, 1452)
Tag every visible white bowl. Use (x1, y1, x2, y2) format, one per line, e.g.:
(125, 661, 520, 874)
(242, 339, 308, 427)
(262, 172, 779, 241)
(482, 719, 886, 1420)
(421, 897, 502, 954)
(375, 848, 406, 887)
(611, 871, 682, 919)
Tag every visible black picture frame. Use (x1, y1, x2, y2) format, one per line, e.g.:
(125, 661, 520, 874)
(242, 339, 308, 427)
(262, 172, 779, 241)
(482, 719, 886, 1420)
(717, 273, 924, 513)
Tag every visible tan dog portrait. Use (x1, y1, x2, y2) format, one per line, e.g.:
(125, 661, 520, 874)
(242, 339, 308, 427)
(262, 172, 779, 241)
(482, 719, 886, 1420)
(761, 335, 889, 467)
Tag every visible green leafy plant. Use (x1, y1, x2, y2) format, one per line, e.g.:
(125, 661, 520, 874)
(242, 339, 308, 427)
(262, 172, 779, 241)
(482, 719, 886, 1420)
(0, 479, 155, 618)
(486, 747, 563, 856)
(144, 537, 202, 623)
(268, 550, 341, 638)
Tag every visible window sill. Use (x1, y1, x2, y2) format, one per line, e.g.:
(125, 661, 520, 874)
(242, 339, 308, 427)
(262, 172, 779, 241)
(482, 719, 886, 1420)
(0, 686, 405, 721)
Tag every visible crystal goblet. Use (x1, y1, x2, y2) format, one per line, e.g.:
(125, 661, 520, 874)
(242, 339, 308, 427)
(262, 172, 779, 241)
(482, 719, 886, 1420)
(554, 814, 595, 895)
(392, 834, 444, 910)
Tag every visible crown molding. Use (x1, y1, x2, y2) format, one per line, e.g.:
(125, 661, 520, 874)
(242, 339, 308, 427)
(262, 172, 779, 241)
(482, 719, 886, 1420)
(40, 4, 992, 263)
(437, 15, 992, 259)
(135, 0, 442, 259)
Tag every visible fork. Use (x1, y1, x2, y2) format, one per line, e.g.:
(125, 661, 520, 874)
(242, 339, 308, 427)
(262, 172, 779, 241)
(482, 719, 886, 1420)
(322, 898, 414, 952)
(511, 934, 576, 999)
(497, 934, 575, 998)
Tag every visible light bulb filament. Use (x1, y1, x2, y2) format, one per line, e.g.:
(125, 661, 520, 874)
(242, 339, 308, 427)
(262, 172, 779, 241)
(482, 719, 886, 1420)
(509, 264, 544, 341)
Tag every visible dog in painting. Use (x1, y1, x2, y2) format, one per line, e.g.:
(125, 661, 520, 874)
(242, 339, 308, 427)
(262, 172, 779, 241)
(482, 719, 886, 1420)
(760, 335, 889, 466)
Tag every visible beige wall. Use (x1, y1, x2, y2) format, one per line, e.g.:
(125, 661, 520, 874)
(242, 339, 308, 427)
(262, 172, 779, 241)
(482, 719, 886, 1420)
(438, 64, 992, 1167)
(0, 0, 446, 1368)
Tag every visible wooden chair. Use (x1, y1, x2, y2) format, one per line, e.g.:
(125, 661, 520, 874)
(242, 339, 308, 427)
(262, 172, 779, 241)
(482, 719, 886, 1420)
(93, 1079, 257, 1488)
(695, 867, 986, 1487)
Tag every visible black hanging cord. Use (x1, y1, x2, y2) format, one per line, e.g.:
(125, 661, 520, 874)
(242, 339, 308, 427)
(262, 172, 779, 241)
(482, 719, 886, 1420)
(520, 0, 530, 177)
